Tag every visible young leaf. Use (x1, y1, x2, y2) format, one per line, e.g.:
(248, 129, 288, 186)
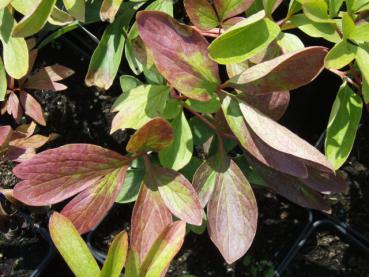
(125, 250, 140, 277)
(61, 166, 128, 234)
(325, 82, 363, 169)
(159, 110, 193, 170)
(0, 8, 29, 79)
(0, 57, 6, 101)
(214, 0, 254, 21)
(208, 15, 280, 64)
(184, 0, 219, 30)
(356, 46, 369, 85)
(126, 118, 174, 153)
(276, 32, 305, 53)
(7, 92, 22, 123)
(136, 11, 220, 101)
(49, 212, 100, 277)
(85, 3, 136, 90)
(290, 14, 340, 43)
(111, 85, 169, 132)
(300, 0, 335, 23)
(207, 159, 258, 264)
(221, 95, 309, 178)
(13, 144, 130, 205)
(63, 0, 85, 22)
(131, 184, 172, 262)
(139, 221, 186, 277)
(349, 23, 369, 43)
(146, 162, 202, 226)
(19, 91, 46, 126)
(25, 64, 74, 91)
(100, 0, 123, 23)
(238, 99, 334, 173)
(324, 40, 356, 69)
(12, 0, 57, 37)
(100, 231, 128, 277)
(116, 167, 144, 204)
(0, 125, 12, 148)
(225, 47, 327, 94)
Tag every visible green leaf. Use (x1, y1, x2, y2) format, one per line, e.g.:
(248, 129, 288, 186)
(100, 0, 124, 23)
(363, 78, 369, 104)
(125, 250, 140, 277)
(0, 8, 29, 79)
(325, 82, 363, 169)
(208, 15, 280, 64)
(11, 0, 39, 15)
(126, 118, 174, 153)
(356, 45, 369, 85)
(159, 111, 193, 170)
(189, 116, 213, 147)
(185, 96, 221, 113)
(162, 99, 182, 119)
(0, 57, 6, 101)
(214, 0, 254, 21)
(63, 0, 85, 22)
(100, 231, 128, 277)
(324, 40, 356, 69)
(137, 11, 220, 101)
(349, 23, 369, 43)
(119, 75, 143, 93)
(12, 0, 57, 37)
(111, 85, 169, 132)
(276, 32, 305, 53)
(328, 0, 344, 17)
(49, 212, 100, 277)
(139, 221, 186, 277)
(290, 14, 340, 43)
(300, 0, 335, 23)
(0, 0, 11, 9)
(115, 168, 144, 203)
(184, 0, 219, 30)
(85, 3, 136, 90)
(341, 12, 355, 39)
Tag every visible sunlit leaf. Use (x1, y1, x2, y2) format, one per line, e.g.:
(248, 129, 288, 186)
(208, 13, 280, 64)
(159, 111, 193, 170)
(0, 8, 29, 79)
(49, 212, 100, 277)
(214, 0, 254, 21)
(0, 57, 6, 101)
(356, 45, 369, 85)
(12, 0, 57, 37)
(207, 157, 257, 264)
(131, 183, 172, 262)
(146, 161, 202, 226)
(48, 7, 74, 26)
(324, 40, 356, 69)
(0, 0, 11, 9)
(85, 3, 136, 89)
(100, 231, 128, 277)
(276, 32, 305, 53)
(184, 0, 218, 30)
(111, 85, 169, 132)
(349, 23, 369, 43)
(300, 0, 335, 23)
(137, 11, 220, 101)
(127, 118, 173, 153)
(325, 82, 363, 169)
(63, 0, 85, 22)
(13, 144, 130, 205)
(61, 166, 128, 234)
(225, 47, 327, 94)
(140, 221, 186, 277)
(100, 0, 123, 23)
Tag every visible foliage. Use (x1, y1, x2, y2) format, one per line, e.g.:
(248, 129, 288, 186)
(0, 0, 368, 274)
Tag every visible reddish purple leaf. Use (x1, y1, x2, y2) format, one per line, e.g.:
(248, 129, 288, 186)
(13, 144, 130, 205)
(131, 184, 172, 262)
(140, 221, 186, 276)
(184, 0, 219, 30)
(61, 166, 128, 234)
(222, 95, 309, 178)
(19, 91, 46, 126)
(239, 90, 290, 120)
(6, 147, 36, 162)
(126, 118, 174, 153)
(249, 157, 331, 211)
(25, 64, 74, 92)
(145, 161, 203, 226)
(225, 47, 327, 94)
(137, 11, 220, 101)
(238, 99, 334, 173)
(7, 92, 22, 123)
(214, 0, 254, 21)
(0, 125, 12, 148)
(207, 159, 258, 264)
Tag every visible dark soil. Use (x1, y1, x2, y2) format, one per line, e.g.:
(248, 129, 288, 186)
(1, 13, 369, 277)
